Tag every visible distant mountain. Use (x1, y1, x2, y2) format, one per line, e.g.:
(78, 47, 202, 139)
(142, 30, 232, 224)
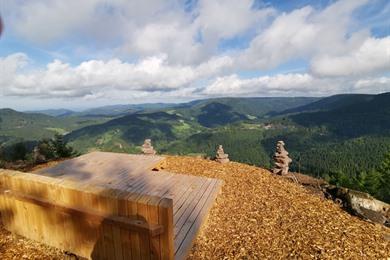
(66, 111, 202, 153)
(168, 97, 320, 127)
(77, 103, 178, 117)
(196, 102, 249, 127)
(290, 92, 390, 137)
(25, 109, 75, 117)
(175, 97, 319, 117)
(62, 96, 323, 153)
(0, 108, 109, 145)
(276, 94, 375, 115)
(3, 94, 390, 203)
(0, 108, 66, 141)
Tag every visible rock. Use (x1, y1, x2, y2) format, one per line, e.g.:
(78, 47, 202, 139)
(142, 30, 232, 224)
(215, 145, 229, 163)
(272, 141, 292, 175)
(141, 139, 156, 155)
(32, 146, 46, 164)
(324, 185, 390, 226)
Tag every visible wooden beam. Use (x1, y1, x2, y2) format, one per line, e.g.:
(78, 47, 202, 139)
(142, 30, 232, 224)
(0, 188, 164, 237)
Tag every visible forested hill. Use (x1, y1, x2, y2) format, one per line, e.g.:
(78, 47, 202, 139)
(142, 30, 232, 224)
(174, 97, 319, 119)
(0, 108, 67, 141)
(0, 108, 108, 144)
(290, 92, 390, 137)
(25, 109, 75, 117)
(1, 93, 389, 201)
(275, 94, 375, 115)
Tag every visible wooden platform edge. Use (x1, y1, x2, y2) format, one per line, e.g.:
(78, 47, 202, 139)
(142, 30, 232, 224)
(174, 179, 223, 260)
(152, 156, 167, 171)
(0, 188, 164, 237)
(0, 169, 166, 207)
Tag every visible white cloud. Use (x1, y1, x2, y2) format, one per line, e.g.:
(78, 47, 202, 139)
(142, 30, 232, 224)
(0, 53, 232, 98)
(123, 21, 205, 65)
(238, 0, 371, 69)
(195, 0, 274, 39)
(3, 0, 273, 65)
(202, 73, 390, 97)
(3, 0, 99, 43)
(202, 73, 316, 96)
(1, 0, 389, 107)
(311, 37, 390, 76)
(354, 77, 390, 93)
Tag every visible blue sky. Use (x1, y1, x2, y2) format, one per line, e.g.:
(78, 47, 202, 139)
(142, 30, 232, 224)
(0, 0, 389, 110)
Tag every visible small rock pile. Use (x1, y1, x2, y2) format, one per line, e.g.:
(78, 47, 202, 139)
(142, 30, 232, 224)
(32, 146, 46, 163)
(141, 139, 156, 155)
(272, 141, 292, 175)
(215, 145, 229, 163)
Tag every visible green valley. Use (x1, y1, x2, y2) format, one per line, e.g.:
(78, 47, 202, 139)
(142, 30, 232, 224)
(1, 93, 389, 202)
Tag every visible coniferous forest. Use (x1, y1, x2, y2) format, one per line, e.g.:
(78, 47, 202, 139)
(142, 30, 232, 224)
(1, 93, 389, 202)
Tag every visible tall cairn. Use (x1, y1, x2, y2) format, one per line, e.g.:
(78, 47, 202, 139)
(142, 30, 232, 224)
(272, 141, 292, 175)
(142, 139, 156, 155)
(215, 145, 229, 163)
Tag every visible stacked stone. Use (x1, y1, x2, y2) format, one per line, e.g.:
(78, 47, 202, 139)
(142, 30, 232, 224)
(142, 139, 156, 155)
(215, 145, 229, 163)
(273, 141, 292, 175)
(32, 146, 46, 163)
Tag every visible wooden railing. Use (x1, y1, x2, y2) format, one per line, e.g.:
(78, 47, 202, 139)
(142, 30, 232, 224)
(0, 169, 174, 259)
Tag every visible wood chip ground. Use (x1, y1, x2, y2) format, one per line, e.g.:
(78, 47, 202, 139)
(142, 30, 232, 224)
(0, 223, 65, 259)
(164, 156, 390, 259)
(1, 156, 389, 259)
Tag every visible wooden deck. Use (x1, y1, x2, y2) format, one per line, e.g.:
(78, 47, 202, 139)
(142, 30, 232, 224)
(35, 152, 222, 259)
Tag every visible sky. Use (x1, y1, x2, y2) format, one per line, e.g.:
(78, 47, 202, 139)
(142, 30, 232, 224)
(0, 0, 389, 110)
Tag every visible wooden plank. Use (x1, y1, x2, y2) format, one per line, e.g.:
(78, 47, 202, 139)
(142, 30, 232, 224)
(110, 192, 124, 260)
(157, 173, 191, 200)
(143, 173, 177, 199)
(148, 196, 162, 260)
(35, 152, 167, 190)
(83, 189, 105, 259)
(75, 190, 102, 258)
(0, 171, 13, 231)
(126, 192, 141, 260)
(173, 176, 206, 216)
(137, 195, 152, 260)
(159, 198, 174, 260)
(175, 179, 216, 246)
(174, 180, 222, 259)
(0, 188, 163, 236)
(118, 195, 133, 260)
(130, 172, 174, 198)
(174, 179, 212, 236)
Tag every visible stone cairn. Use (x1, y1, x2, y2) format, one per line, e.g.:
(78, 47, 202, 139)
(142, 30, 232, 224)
(215, 145, 229, 163)
(272, 141, 292, 175)
(32, 146, 46, 163)
(142, 139, 156, 155)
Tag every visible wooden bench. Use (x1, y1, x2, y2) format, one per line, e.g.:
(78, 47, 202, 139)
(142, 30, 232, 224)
(0, 169, 174, 259)
(0, 152, 223, 259)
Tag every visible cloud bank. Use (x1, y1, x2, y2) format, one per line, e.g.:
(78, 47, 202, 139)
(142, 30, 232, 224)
(0, 0, 389, 108)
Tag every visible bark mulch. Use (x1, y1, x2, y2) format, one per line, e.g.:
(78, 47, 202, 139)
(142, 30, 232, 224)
(164, 156, 390, 259)
(0, 223, 65, 259)
(0, 156, 389, 259)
